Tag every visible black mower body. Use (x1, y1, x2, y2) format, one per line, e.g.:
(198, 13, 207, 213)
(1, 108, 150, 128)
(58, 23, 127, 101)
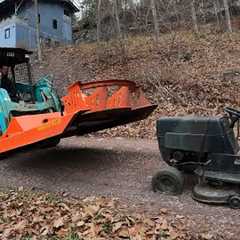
(157, 116, 240, 182)
(157, 116, 238, 155)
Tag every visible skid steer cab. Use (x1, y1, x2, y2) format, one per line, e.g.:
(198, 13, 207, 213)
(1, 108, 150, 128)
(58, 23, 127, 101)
(152, 107, 240, 209)
(0, 48, 156, 155)
(0, 48, 62, 134)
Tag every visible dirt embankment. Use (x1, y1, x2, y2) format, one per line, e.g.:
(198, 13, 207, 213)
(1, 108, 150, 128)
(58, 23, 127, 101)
(33, 32, 240, 138)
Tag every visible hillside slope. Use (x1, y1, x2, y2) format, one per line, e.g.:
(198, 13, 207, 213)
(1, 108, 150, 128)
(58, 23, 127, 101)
(33, 32, 240, 138)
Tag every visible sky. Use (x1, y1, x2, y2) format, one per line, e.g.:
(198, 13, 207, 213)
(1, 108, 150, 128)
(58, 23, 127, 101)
(72, 0, 81, 9)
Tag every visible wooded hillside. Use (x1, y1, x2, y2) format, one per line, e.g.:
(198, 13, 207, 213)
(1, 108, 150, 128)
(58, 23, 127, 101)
(34, 31, 240, 138)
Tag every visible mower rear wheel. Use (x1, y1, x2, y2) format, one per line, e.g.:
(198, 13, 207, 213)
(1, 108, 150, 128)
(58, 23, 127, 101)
(228, 195, 240, 209)
(152, 167, 184, 195)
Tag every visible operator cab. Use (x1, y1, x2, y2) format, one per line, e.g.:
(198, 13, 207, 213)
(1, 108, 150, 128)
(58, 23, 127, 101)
(0, 48, 61, 123)
(0, 48, 34, 102)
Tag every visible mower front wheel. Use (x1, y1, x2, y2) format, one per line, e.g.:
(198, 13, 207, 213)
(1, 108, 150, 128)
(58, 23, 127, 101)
(152, 167, 184, 195)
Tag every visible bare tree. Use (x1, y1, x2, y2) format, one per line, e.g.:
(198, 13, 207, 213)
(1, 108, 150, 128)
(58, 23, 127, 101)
(97, 0, 102, 43)
(78, 0, 235, 44)
(223, 0, 232, 32)
(34, 0, 42, 61)
(213, 0, 220, 30)
(191, 0, 199, 35)
(113, 0, 127, 63)
(150, 0, 160, 42)
(113, 0, 122, 39)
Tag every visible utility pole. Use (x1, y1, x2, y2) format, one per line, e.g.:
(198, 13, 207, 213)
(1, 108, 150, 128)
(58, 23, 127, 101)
(34, 0, 42, 61)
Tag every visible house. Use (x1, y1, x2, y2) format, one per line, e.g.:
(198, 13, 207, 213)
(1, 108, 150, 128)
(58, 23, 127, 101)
(0, 0, 79, 50)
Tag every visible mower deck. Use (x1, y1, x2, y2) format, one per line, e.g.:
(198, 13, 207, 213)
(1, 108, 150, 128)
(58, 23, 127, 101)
(195, 170, 240, 185)
(192, 183, 238, 205)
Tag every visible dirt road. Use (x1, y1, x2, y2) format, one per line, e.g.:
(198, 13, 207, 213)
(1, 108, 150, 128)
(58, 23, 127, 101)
(0, 137, 239, 239)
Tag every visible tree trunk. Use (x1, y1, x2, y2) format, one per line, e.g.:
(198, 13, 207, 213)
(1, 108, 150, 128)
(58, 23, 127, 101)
(34, 0, 42, 61)
(113, 0, 127, 63)
(97, 0, 102, 44)
(191, 0, 199, 35)
(150, 0, 160, 42)
(113, 0, 122, 39)
(223, 0, 232, 32)
(213, 0, 220, 30)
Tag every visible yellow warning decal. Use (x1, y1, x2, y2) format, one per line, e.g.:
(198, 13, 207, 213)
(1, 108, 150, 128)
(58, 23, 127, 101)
(37, 118, 62, 131)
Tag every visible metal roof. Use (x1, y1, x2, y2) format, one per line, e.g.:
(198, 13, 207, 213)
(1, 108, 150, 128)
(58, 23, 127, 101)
(0, 0, 79, 15)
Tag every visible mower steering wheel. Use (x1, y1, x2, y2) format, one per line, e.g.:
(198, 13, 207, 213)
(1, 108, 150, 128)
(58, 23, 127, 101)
(225, 107, 240, 128)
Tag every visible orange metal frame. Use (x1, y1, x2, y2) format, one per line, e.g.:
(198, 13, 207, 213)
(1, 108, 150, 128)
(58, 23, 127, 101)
(0, 80, 155, 154)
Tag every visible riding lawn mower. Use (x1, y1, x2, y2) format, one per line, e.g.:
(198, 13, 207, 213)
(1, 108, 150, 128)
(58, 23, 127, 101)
(152, 107, 240, 209)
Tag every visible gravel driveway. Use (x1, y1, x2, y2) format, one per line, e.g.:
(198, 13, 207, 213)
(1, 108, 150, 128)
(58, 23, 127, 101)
(0, 137, 239, 239)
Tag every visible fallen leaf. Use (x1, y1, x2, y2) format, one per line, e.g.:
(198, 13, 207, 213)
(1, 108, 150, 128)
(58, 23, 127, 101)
(14, 220, 27, 231)
(3, 228, 13, 238)
(112, 221, 123, 233)
(56, 227, 69, 237)
(84, 205, 100, 217)
(53, 217, 64, 229)
(40, 226, 50, 236)
(58, 202, 70, 211)
(77, 221, 85, 227)
(72, 213, 82, 223)
(201, 233, 214, 240)
(118, 228, 129, 238)
(161, 219, 169, 230)
(160, 208, 168, 214)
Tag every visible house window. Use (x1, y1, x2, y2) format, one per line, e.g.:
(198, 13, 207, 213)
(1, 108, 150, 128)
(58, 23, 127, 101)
(4, 28, 10, 39)
(53, 19, 58, 29)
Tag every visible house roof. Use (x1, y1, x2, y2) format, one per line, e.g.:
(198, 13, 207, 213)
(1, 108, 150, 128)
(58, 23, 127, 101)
(0, 0, 79, 16)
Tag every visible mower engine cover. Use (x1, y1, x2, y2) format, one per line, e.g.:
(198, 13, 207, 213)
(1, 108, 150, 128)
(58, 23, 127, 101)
(157, 116, 239, 167)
